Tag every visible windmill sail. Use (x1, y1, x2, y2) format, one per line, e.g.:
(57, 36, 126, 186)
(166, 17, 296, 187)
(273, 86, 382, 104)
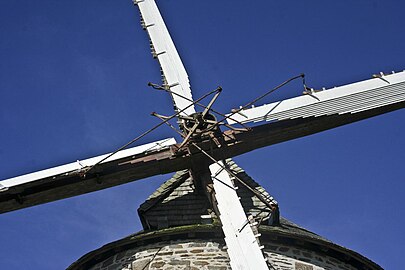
(135, 2, 269, 268)
(0, 138, 177, 214)
(227, 71, 405, 125)
(1, 76, 403, 215)
(135, 0, 196, 116)
(1, 1, 403, 268)
(210, 161, 269, 270)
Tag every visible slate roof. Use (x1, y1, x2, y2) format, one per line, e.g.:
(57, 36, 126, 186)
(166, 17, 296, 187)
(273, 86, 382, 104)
(139, 159, 296, 233)
(138, 169, 210, 229)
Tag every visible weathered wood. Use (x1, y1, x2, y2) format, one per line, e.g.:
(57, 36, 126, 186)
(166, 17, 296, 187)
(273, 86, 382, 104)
(0, 100, 403, 214)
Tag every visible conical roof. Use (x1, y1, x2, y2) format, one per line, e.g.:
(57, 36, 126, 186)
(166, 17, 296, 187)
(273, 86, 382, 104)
(137, 159, 329, 243)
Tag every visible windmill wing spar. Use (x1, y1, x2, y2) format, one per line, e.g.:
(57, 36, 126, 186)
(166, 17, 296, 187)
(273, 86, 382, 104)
(135, 0, 196, 116)
(0, 138, 180, 214)
(1, 72, 404, 214)
(210, 161, 268, 269)
(227, 71, 405, 125)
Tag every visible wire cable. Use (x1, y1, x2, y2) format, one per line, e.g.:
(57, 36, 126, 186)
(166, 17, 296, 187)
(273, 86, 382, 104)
(141, 246, 163, 270)
(150, 84, 252, 130)
(214, 74, 306, 129)
(83, 88, 221, 175)
(190, 142, 276, 210)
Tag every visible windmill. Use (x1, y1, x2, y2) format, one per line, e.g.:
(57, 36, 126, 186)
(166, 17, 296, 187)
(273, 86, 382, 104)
(0, 0, 404, 268)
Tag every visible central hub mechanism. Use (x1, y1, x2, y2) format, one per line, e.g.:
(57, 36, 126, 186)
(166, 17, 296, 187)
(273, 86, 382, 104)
(177, 111, 222, 152)
(183, 112, 218, 137)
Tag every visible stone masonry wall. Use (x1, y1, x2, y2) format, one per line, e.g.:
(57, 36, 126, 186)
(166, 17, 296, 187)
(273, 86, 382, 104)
(89, 240, 360, 270)
(264, 243, 358, 270)
(89, 240, 230, 270)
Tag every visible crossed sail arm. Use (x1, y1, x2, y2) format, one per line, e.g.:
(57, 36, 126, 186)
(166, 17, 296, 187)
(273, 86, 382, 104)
(0, 138, 179, 213)
(135, 0, 196, 116)
(0, 138, 176, 190)
(1, 72, 404, 214)
(227, 71, 405, 125)
(210, 162, 269, 270)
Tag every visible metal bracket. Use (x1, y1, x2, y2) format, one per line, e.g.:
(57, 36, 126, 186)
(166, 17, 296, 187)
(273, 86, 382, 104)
(148, 82, 166, 90)
(154, 50, 166, 57)
(303, 87, 321, 101)
(76, 160, 85, 168)
(372, 72, 390, 84)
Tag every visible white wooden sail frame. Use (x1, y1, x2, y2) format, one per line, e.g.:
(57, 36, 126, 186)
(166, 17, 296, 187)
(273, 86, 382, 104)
(227, 71, 405, 125)
(0, 2, 404, 270)
(135, 0, 196, 116)
(0, 138, 176, 192)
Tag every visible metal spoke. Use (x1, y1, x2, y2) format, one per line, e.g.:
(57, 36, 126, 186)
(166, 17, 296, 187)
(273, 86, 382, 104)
(84, 89, 220, 175)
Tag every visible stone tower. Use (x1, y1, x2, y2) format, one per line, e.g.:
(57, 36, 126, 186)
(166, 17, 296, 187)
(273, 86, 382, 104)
(68, 161, 382, 270)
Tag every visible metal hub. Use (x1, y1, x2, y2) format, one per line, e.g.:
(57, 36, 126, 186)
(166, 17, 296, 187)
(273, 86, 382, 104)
(183, 112, 218, 136)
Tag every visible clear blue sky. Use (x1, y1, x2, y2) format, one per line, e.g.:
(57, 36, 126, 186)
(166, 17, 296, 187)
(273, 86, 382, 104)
(0, 1, 404, 269)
